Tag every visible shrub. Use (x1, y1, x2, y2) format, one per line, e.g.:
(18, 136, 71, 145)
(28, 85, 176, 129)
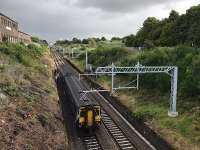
(79, 45, 200, 99)
(108, 45, 200, 98)
(135, 46, 200, 97)
(0, 42, 45, 68)
(31, 36, 40, 43)
(86, 46, 128, 67)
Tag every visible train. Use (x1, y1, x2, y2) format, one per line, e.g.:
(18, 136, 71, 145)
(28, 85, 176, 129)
(55, 60, 101, 129)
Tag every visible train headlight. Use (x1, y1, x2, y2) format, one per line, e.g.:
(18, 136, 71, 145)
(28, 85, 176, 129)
(95, 116, 101, 122)
(79, 117, 85, 123)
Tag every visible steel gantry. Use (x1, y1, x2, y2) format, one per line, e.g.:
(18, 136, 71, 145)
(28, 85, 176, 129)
(95, 63, 178, 117)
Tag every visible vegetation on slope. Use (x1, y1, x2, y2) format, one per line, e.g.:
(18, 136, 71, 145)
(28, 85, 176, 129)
(31, 36, 48, 46)
(122, 46, 200, 97)
(77, 44, 200, 99)
(79, 46, 128, 67)
(0, 42, 66, 149)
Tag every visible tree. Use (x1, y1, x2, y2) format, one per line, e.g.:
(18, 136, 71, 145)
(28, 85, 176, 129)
(111, 37, 121, 41)
(169, 10, 179, 22)
(188, 22, 200, 47)
(40, 40, 48, 46)
(82, 39, 89, 44)
(31, 36, 40, 43)
(144, 39, 155, 49)
(185, 5, 200, 47)
(126, 4, 200, 47)
(55, 40, 69, 45)
(93, 38, 100, 42)
(124, 34, 136, 47)
(101, 37, 106, 41)
(72, 37, 81, 44)
(159, 22, 176, 46)
(135, 17, 160, 46)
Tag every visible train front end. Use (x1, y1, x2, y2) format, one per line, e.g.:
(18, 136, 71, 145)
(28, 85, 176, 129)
(78, 105, 101, 129)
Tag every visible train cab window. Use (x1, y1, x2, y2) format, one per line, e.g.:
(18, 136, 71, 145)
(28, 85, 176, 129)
(79, 107, 85, 117)
(94, 106, 100, 115)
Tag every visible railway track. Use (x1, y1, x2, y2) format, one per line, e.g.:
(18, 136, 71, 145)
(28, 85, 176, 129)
(83, 135, 102, 150)
(52, 51, 157, 150)
(101, 111, 137, 150)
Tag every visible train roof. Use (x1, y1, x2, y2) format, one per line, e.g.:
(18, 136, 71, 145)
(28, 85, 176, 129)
(64, 75, 98, 107)
(57, 60, 99, 108)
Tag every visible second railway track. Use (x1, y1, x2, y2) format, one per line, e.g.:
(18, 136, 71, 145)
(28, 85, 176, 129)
(52, 51, 157, 150)
(101, 111, 137, 150)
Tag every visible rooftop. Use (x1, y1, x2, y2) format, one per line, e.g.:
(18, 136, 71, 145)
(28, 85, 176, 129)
(0, 12, 18, 24)
(19, 30, 31, 36)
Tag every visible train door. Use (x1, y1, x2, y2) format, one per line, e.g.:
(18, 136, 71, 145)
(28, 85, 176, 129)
(87, 110, 93, 127)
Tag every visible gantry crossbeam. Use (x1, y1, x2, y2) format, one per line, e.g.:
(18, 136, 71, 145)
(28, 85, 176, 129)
(95, 63, 178, 117)
(95, 66, 175, 74)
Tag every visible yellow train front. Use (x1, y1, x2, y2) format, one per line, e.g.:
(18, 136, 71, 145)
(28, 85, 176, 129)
(78, 104, 101, 129)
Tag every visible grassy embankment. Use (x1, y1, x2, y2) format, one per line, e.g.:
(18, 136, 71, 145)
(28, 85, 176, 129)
(61, 41, 200, 150)
(0, 42, 66, 149)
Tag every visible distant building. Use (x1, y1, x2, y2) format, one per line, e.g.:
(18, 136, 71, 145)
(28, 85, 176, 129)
(0, 13, 31, 43)
(18, 31, 31, 43)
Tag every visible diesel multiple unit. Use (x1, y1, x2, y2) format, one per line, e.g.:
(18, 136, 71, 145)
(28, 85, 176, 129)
(0, 13, 31, 43)
(56, 58, 101, 129)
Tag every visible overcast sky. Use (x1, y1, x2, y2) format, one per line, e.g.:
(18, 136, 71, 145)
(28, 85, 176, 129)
(0, 0, 199, 42)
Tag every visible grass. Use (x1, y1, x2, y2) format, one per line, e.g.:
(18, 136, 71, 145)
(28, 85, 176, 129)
(115, 89, 200, 149)
(98, 40, 125, 48)
(0, 42, 56, 105)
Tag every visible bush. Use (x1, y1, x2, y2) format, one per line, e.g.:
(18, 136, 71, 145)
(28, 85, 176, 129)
(144, 39, 155, 49)
(27, 44, 45, 57)
(134, 46, 200, 97)
(31, 36, 40, 43)
(0, 43, 45, 67)
(83, 46, 128, 67)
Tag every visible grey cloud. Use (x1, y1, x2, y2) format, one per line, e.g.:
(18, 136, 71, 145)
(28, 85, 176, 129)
(0, 0, 195, 41)
(75, 0, 182, 13)
(1, 0, 132, 41)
